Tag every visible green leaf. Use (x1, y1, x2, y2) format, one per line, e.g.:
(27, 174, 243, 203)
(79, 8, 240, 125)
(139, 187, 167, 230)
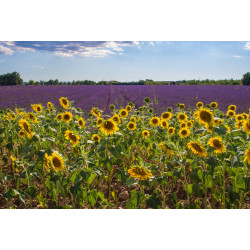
(187, 184, 193, 194)
(146, 193, 161, 209)
(234, 174, 245, 189)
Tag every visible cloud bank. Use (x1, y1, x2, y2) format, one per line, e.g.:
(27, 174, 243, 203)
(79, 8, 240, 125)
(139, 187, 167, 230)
(0, 41, 139, 57)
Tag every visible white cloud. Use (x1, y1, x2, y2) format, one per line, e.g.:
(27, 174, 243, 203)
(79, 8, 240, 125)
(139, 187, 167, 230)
(244, 42, 250, 50)
(149, 42, 155, 46)
(0, 45, 14, 55)
(233, 55, 242, 58)
(32, 65, 45, 69)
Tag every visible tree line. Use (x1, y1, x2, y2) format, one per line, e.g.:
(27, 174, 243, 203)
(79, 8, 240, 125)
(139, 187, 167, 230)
(1, 72, 250, 86)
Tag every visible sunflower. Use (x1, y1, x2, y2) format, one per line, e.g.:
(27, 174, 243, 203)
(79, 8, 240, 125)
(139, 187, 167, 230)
(235, 114, 244, 122)
(210, 102, 218, 109)
(111, 114, 120, 124)
(8, 113, 16, 121)
(236, 121, 243, 129)
(35, 104, 43, 114)
(18, 130, 25, 138)
(142, 130, 150, 137)
(65, 130, 80, 145)
(227, 110, 235, 118)
(208, 137, 226, 154)
(177, 113, 187, 122)
(159, 143, 173, 156)
(47, 102, 53, 109)
(99, 119, 119, 136)
(78, 117, 85, 128)
(150, 117, 160, 126)
(179, 122, 187, 129)
(205, 123, 213, 133)
(50, 152, 65, 172)
(91, 107, 101, 118)
(119, 109, 128, 118)
(197, 108, 214, 125)
(228, 105, 236, 111)
(244, 148, 250, 165)
(160, 120, 168, 129)
(126, 105, 132, 112)
(187, 141, 207, 157)
(242, 120, 250, 134)
(44, 153, 51, 172)
(26, 113, 37, 123)
(128, 165, 153, 181)
(56, 113, 63, 121)
(167, 127, 175, 135)
(130, 117, 136, 123)
(62, 111, 73, 123)
(196, 102, 203, 109)
(161, 112, 172, 120)
(179, 103, 185, 109)
(18, 119, 33, 138)
(10, 156, 18, 172)
(186, 121, 193, 128)
(242, 113, 249, 120)
(179, 128, 190, 138)
(225, 125, 230, 133)
(91, 134, 101, 142)
(214, 119, 223, 126)
(127, 122, 136, 131)
(193, 111, 199, 119)
(59, 97, 69, 109)
(31, 104, 37, 112)
(95, 118, 102, 126)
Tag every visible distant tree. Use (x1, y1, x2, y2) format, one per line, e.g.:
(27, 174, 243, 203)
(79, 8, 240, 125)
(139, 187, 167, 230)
(0, 72, 23, 85)
(242, 72, 250, 86)
(28, 80, 35, 85)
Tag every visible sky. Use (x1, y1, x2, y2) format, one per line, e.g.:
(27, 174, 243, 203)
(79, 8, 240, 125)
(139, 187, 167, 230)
(0, 41, 250, 82)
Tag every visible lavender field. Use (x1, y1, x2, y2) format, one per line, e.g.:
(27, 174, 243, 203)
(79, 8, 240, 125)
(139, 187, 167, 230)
(0, 85, 250, 113)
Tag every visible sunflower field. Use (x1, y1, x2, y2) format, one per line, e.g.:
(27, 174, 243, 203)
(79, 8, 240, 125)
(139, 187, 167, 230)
(0, 97, 249, 209)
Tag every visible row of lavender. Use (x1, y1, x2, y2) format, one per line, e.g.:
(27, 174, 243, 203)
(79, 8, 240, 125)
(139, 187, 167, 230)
(0, 85, 249, 113)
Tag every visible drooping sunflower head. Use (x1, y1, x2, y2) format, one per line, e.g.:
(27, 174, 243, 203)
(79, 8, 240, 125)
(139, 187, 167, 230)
(47, 102, 53, 109)
(177, 113, 187, 122)
(50, 152, 65, 172)
(78, 117, 85, 128)
(159, 143, 174, 156)
(91, 134, 101, 142)
(227, 110, 235, 118)
(242, 113, 249, 120)
(142, 130, 150, 137)
(62, 111, 73, 123)
(196, 102, 203, 109)
(119, 109, 128, 118)
(167, 127, 175, 135)
(228, 105, 236, 111)
(243, 120, 250, 134)
(130, 117, 136, 123)
(127, 122, 136, 131)
(210, 102, 218, 109)
(26, 113, 37, 123)
(179, 128, 190, 138)
(65, 130, 80, 145)
(96, 118, 103, 126)
(208, 137, 226, 154)
(179, 122, 187, 129)
(225, 125, 230, 133)
(179, 103, 185, 109)
(56, 113, 63, 121)
(161, 112, 172, 120)
(160, 120, 168, 129)
(99, 119, 119, 136)
(128, 165, 153, 181)
(126, 105, 132, 112)
(44, 153, 51, 172)
(91, 107, 101, 117)
(187, 141, 207, 157)
(35, 104, 43, 114)
(236, 121, 243, 129)
(150, 117, 160, 126)
(18, 130, 25, 138)
(31, 104, 37, 112)
(198, 108, 214, 125)
(244, 148, 250, 165)
(7, 113, 16, 121)
(235, 114, 244, 122)
(18, 119, 33, 138)
(59, 97, 69, 109)
(111, 114, 120, 124)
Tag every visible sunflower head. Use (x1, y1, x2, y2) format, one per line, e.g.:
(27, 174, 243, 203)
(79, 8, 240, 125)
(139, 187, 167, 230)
(150, 117, 160, 126)
(99, 119, 119, 136)
(197, 108, 214, 125)
(50, 152, 65, 172)
(177, 113, 187, 122)
(161, 112, 172, 120)
(179, 103, 185, 109)
(160, 120, 168, 129)
(119, 109, 128, 118)
(91, 134, 101, 142)
(18, 130, 26, 138)
(196, 102, 203, 109)
(31, 104, 37, 112)
(227, 110, 235, 118)
(186, 121, 193, 128)
(126, 105, 132, 112)
(210, 102, 218, 109)
(128, 165, 153, 181)
(236, 121, 243, 129)
(78, 117, 85, 128)
(18, 119, 33, 138)
(214, 119, 223, 126)
(111, 114, 120, 124)
(235, 114, 244, 122)
(244, 148, 250, 165)
(159, 143, 173, 156)
(179, 128, 190, 138)
(242, 120, 250, 134)
(26, 113, 37, 123)
(91, 107, 101, 117)
(208, 137, 226, 154)
(228, 105, 236, 111)
(187, 141, 207, 157)
(109, 104, 115, 110)
(59, 97, 69, 109)
(47, 102, 53, 109)
(56, 113, 63, 121)
(179, 122, 187, 129)
(65, 130, 80, 145)
(242, 113, 249, 120)
(97, 118, 103, 126)
(62, 111, 73, 123)
(142, 130, 150, 137)
(144, 97, 150, 103)
(44, 153, 51, 172)
(167, 127, 175, 135)
(35, 104, 43, 114)
(130, 117, 136, 123)
(127, 121, 136, 131)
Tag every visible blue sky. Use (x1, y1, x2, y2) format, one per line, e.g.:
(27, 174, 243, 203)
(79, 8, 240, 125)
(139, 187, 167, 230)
(0, 41, 250, 82)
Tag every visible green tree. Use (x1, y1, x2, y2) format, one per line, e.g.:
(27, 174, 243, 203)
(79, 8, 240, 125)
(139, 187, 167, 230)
(242, 72, 250, 86)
